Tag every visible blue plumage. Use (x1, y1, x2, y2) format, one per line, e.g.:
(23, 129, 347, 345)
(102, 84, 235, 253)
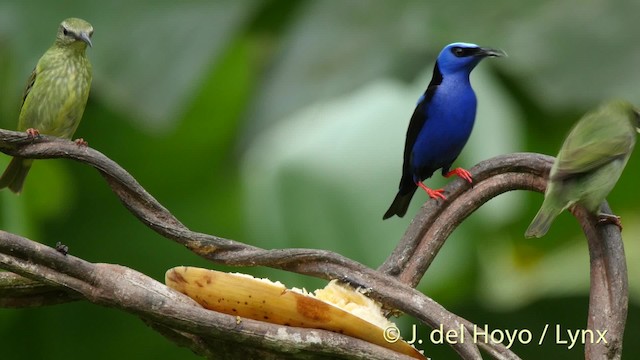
(384, 42, 505, 219)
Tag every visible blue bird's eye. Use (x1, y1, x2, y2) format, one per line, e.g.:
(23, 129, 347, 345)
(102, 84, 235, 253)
(452, 47, 465, 57)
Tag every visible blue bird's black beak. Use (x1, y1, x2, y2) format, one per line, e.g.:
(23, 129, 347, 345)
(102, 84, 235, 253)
(478, 47, 507, 58)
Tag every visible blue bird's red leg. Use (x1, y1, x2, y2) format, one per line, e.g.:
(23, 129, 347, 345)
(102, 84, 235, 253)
(444, 167, 473, 183)
(416, 181, 446, 200)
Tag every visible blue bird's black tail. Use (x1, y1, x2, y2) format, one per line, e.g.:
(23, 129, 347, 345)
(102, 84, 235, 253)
(383, 184, 417, 219)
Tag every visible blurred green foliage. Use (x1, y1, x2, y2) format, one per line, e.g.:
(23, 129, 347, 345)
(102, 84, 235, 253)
(1, 0, 640, 358)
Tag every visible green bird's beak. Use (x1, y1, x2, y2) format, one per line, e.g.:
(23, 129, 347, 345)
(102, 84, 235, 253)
(77, 32, 92, 47)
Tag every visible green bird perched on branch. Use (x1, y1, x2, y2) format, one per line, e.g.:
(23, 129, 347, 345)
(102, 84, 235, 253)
(0, 18, 93, 193)
(525, 100, 640, 238)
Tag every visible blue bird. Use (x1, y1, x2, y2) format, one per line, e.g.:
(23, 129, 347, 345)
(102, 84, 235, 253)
(383, 42, 505, 219)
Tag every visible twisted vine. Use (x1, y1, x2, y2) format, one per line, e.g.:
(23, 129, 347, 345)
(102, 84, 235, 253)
(0, 130, 627, 360)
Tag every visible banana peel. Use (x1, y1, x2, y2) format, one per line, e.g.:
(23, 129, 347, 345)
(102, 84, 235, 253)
(165, 266, 424, 359)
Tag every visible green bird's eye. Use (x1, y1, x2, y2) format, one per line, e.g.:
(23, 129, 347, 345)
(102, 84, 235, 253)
(62, 27, 69, 36)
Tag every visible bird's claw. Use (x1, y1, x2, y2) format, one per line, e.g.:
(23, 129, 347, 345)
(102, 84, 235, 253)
(426, 188, 447, 200)
(26, 128, 40, 138)
(417, 182, 447, 200)
(597, 213, 622, 231)
(445, 167, 473, 184)
(74, 138, 88, 147)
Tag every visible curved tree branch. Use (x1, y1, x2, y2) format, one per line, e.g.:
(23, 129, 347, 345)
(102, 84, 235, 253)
(572, 205, 627, 360)
(0, 230, 416, 360)
(0, 131, 491, 358)
(0, 130, 627, 360)
(379, 153, 627, 360)
(379, 153, 551, 283)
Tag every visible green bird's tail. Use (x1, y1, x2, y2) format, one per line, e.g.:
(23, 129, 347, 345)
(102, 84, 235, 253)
(0, 157, 33, 194)
(524, 204, 563, 239)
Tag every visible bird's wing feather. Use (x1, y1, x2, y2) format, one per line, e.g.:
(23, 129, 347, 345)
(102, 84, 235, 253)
(552, 116, 635, 180)
(401, 63, 443, 178)
(21, 68, 37, 110)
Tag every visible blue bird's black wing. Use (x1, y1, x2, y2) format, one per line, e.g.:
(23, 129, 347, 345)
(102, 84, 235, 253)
(383, 63, 443, 219)
(401, 63, 443, 181)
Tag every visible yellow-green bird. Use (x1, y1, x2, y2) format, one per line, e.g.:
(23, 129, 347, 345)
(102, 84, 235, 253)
(0, 18, 93, 193)
(525, 100, 640, 238)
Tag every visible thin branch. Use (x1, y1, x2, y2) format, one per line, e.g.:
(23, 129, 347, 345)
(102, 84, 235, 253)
(0, 272, 81, 307)
(572, 205, 627, 360)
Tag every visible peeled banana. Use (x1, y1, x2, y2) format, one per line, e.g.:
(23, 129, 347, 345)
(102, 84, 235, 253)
(165, 266, 424, 359)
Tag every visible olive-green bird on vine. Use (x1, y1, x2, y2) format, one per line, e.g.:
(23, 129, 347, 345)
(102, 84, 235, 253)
(525, 100, 640, 238)
(0, 18, 93, 193)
